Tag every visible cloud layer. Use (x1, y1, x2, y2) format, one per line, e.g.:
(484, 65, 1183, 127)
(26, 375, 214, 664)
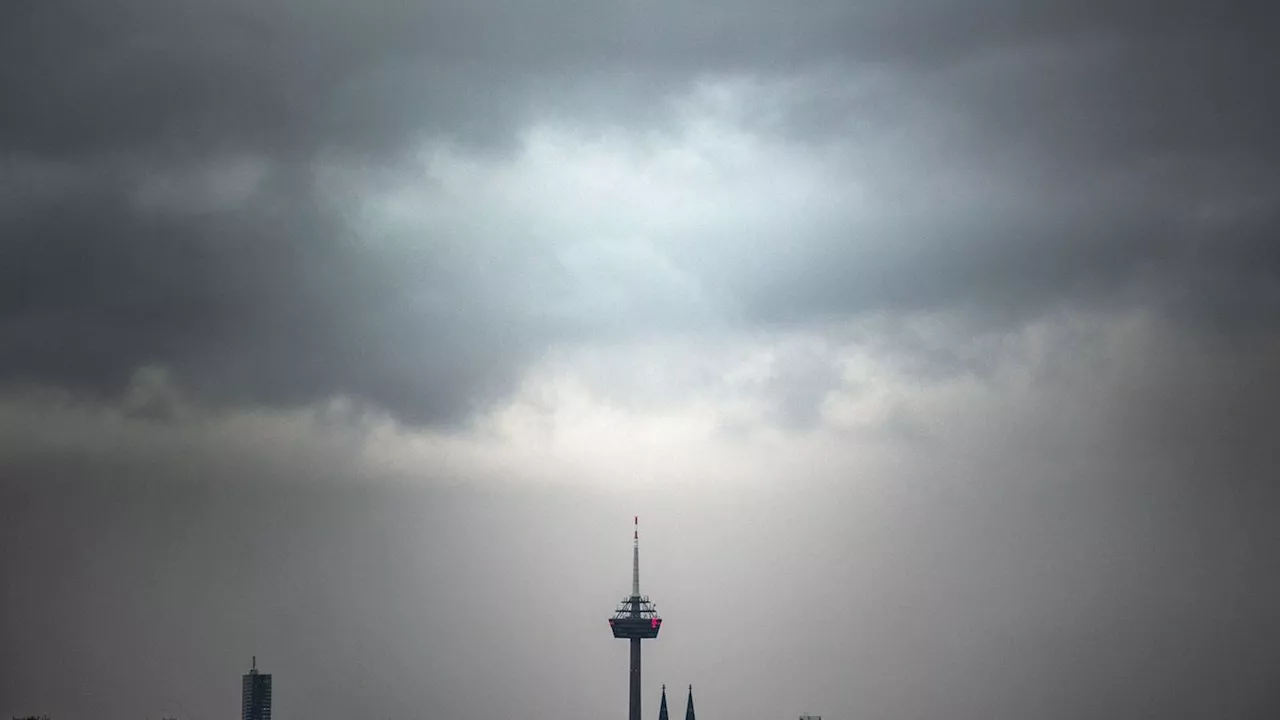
(3, 2, 1278, 425)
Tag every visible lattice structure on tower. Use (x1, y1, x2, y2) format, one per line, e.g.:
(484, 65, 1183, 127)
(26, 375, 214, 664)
(609, 594, 662, 634)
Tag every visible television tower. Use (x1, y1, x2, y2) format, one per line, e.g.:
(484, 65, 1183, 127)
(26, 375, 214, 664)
(609, 516, 662, 720)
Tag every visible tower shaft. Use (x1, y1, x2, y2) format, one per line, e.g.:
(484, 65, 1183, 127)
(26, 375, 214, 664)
(630, 637, 642, 720)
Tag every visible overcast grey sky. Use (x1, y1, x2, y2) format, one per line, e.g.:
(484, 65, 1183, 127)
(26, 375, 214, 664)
(3, 2, 1280, 719)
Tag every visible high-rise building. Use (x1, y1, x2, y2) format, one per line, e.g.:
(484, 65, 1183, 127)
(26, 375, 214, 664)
(242, 656, 272, 720)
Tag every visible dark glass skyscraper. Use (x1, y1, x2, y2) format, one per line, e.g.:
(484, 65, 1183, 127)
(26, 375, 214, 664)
(242, 657, 272, 720)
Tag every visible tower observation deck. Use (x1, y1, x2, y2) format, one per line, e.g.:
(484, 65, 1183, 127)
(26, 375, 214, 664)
(609, 517, 662, 720)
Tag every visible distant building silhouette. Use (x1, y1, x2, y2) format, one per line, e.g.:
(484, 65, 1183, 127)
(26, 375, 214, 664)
(658, 685, 670, 720)
(684, 685, 696, 720)
(242, 656, 272, 720)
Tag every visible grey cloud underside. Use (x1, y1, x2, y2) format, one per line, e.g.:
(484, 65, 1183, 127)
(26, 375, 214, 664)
(7, 2, 1273, 159)
(3, 0, 1278, 423)
(1, 175, 552, 424)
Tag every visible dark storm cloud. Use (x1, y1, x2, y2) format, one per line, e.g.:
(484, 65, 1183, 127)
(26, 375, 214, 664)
(730, 2, 1280, 339)
(5, 1, 1274, 161)
(2, 0, 524, 159)
(0, 0, 1052, 161)
(0, 166, 557, 425)
(3, 0, 1279, 425)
